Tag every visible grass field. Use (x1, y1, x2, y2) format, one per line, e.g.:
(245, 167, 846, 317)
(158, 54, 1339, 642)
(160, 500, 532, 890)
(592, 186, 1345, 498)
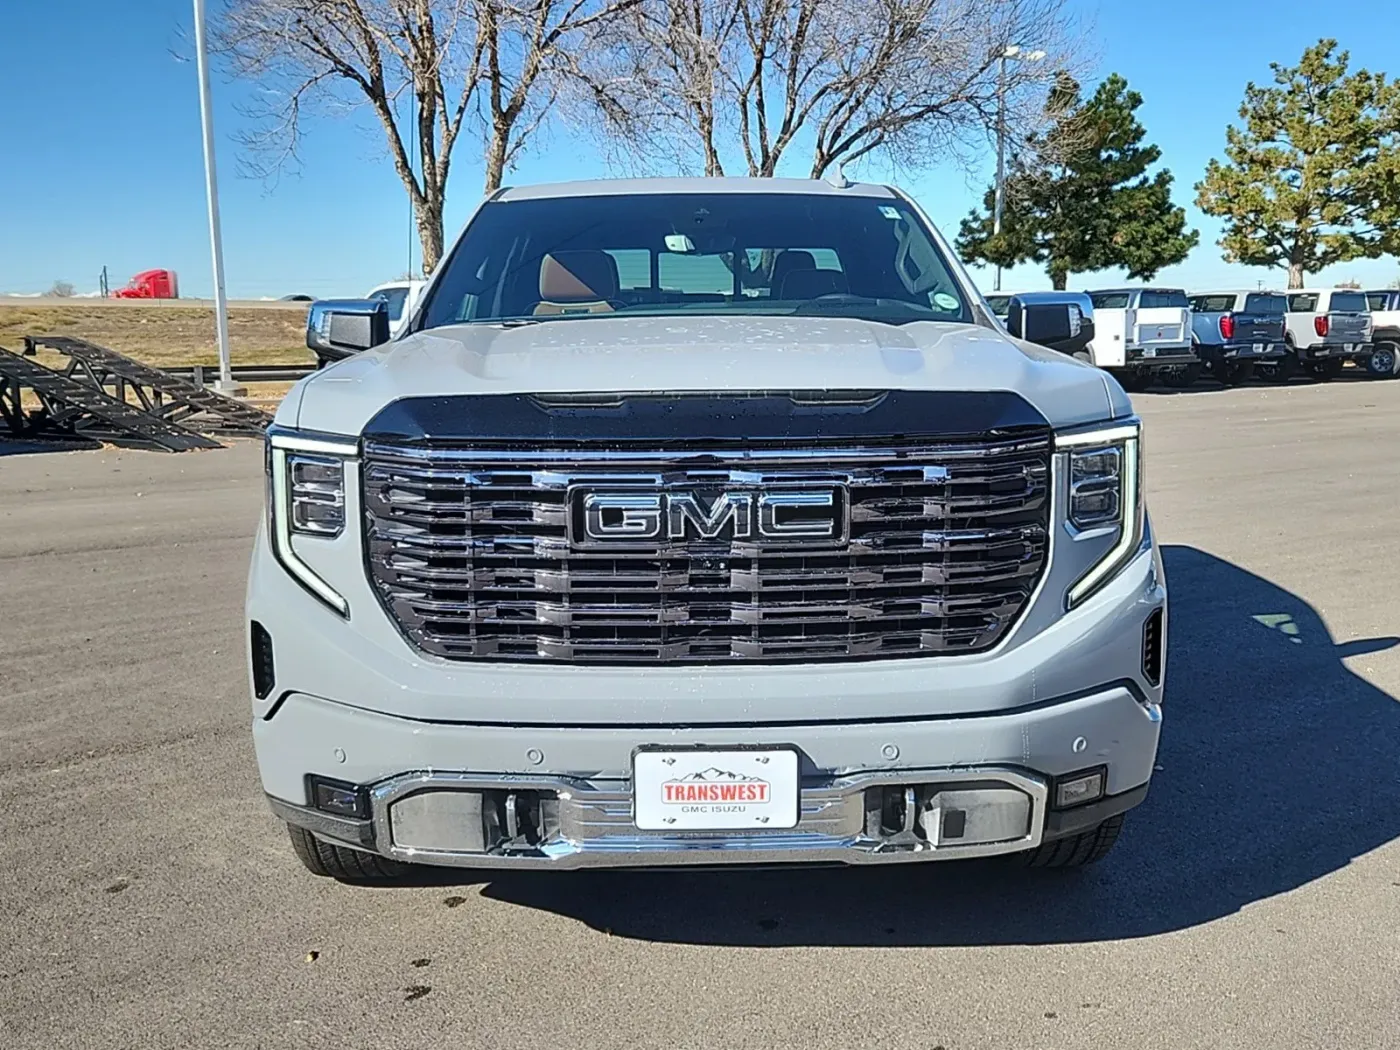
(0, 301, 315, 368)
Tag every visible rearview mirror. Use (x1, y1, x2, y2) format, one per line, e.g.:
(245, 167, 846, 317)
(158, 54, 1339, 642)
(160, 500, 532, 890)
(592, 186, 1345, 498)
(306, 299, 391, 367)
(1005, 293, 1095, 358)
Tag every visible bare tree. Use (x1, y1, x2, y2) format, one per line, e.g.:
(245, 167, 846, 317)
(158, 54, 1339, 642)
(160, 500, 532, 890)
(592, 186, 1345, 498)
(581, 0, 1082, 180)
(215, 0, 641, 272)
(571, 0, 741, 175)
(47, 280, 75, 298)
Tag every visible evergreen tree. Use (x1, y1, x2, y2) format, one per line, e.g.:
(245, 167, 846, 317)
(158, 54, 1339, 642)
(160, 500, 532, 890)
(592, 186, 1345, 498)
(1196, 39, 1400, 289)
(958, 74, 1197, 290)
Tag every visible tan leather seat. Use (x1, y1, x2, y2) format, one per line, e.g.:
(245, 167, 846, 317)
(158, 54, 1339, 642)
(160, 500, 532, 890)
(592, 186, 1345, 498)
(534, 251, 620, 315)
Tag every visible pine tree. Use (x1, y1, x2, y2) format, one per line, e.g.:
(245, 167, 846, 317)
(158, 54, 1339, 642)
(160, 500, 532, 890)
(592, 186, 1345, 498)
(957, 74, 1197, 290)
(1196, 39, 1400, 289)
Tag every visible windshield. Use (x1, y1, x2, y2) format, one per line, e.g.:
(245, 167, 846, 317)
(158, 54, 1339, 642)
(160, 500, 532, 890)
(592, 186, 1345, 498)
(419, 193, 972, 329)
(1089, 292, 1131, 310)
(369, 286, 410, 322)
(1330, 292, 1366, 312)
(1139, 290, 1189, 309)
(1192, 294, 1236, 312)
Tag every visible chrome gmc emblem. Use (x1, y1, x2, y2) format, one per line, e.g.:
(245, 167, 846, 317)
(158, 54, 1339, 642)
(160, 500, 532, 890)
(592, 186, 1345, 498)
(573, 488, 844, 546)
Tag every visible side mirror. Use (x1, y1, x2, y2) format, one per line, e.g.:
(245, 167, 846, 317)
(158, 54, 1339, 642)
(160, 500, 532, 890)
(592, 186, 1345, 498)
(1007, 296, 1095, 357)
(306, 299, 391, 366)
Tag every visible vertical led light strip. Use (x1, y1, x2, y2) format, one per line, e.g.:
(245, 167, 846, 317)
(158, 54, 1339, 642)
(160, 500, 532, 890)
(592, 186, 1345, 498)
(1056, 422, 1143, 609)
(1065, 436, 1139, 608)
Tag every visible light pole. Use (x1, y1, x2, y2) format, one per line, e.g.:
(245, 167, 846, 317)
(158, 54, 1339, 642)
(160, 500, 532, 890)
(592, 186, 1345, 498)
(992, 44, 1046, 292)
(192, 0, 242, 396)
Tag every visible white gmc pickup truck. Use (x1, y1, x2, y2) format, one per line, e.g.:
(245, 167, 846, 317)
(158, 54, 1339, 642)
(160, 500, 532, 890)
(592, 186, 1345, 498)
(250, 177, 1165, 881)
(1281, 289, 1374, 380)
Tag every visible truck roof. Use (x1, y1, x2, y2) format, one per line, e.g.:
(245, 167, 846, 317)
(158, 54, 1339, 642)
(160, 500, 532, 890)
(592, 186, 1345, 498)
(1087, 286, 1187, 294)
(495, 176, 897, 202)
(1188, 289, 1287, 297)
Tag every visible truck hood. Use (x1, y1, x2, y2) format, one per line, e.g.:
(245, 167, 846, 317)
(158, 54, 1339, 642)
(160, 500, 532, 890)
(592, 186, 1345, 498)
(284, 316, 1127, 435)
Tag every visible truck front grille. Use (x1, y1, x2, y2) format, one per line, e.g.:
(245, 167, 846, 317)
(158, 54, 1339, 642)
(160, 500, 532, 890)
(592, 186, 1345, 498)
(361, 437, 1051, 663)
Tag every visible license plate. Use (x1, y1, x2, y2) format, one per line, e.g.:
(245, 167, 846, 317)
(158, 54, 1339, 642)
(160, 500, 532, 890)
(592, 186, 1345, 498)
(1252, 342, 1265, 353)
(632, 748, 800, 831)
(1142, 347, 1157, 358)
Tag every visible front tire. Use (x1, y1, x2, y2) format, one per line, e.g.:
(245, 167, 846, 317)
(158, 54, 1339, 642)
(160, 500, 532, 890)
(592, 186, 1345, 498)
(286, 823, 414, 881)
(1014, 814, 1125, 868)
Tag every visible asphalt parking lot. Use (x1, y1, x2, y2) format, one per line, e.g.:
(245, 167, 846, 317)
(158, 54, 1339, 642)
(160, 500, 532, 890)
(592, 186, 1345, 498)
(3, 379, 1399, 1049)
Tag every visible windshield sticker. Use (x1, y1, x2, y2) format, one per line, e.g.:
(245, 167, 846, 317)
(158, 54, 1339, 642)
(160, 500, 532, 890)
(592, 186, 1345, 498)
(933, 292, 960, 311)
(878, 206, 901, 219)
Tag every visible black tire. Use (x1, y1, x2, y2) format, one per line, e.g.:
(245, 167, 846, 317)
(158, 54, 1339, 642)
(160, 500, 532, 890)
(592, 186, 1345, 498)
(1365, 341, 1400, 379)
(286, 823, 413, 881)
(1116, 370, 1150, 392)
(1306, 357, 1344, 380)
(1257, 349, 1298, 383)
(1164, 362, 1203, 388)
(1222, 360, 1255, 386)
(1014, 814, 1125, 868)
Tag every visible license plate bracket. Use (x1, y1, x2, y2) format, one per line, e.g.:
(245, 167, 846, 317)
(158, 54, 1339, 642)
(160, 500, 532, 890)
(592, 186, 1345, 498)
(632, 747, 801, 831)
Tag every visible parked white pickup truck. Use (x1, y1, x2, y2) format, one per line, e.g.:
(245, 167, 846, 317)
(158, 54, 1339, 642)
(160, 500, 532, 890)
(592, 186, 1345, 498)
(1364, 290, 1400, 378)
(366, 279, 428, 339)
(1086, 288, 1197, 390)
(1280, 289, 1373, 381)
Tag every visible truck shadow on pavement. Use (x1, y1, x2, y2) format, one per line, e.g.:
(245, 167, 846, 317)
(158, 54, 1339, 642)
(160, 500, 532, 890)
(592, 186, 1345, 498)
(477, 544, 1400, 945)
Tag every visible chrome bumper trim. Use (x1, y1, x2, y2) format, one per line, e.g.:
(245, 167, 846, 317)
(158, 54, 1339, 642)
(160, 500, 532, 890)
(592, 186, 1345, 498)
(266, 794, 376, 851)
(274, 766, 1051, 869)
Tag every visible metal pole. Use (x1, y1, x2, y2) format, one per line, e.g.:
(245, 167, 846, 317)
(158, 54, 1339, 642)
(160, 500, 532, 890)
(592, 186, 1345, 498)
(992, 54, 1007, 293)
(193, 0, 242, 395)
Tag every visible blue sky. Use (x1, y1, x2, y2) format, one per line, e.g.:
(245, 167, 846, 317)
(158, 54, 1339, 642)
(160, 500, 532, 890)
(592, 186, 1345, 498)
(1, 0, 1397, 298)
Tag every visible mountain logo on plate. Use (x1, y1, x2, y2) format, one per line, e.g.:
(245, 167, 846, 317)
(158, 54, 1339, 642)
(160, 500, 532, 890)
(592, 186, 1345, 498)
(662, 767, 770, 804)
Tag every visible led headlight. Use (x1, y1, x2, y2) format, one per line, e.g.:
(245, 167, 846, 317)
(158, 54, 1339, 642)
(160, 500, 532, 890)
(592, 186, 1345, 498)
(1069, 446, 1122, 527)
(1056, 421, 1144, 609)
(265, 426, 356, 616)
(287, 455, 346, 536)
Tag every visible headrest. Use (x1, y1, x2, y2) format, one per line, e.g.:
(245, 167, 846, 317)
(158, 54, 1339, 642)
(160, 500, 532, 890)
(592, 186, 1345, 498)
(778, 268, 849, 299)
(770, 250, 816, 291)
(538, 251, 620, 302)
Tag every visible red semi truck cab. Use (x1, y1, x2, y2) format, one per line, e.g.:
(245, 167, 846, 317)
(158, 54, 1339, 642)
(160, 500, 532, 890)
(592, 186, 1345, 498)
(113, 269, 179, 299)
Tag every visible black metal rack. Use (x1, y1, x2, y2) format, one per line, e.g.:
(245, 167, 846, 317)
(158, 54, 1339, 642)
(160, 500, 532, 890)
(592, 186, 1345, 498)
(0, 345, 223, 452)
(23, 335, 274, 437)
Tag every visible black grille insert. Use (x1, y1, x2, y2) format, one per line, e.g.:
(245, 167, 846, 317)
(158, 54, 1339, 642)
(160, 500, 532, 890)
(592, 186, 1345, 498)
(250, 620, 275, 699)
(1142, 608, 1164, 686)
(362, 436, 1052, 664)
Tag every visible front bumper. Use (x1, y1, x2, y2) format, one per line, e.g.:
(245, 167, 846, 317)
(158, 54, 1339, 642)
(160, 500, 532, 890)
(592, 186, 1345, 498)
(261, 713, 1161, 869)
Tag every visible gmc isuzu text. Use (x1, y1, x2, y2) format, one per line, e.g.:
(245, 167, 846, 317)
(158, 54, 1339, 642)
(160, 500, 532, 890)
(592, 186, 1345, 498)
(248, 178, 1165, 879)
